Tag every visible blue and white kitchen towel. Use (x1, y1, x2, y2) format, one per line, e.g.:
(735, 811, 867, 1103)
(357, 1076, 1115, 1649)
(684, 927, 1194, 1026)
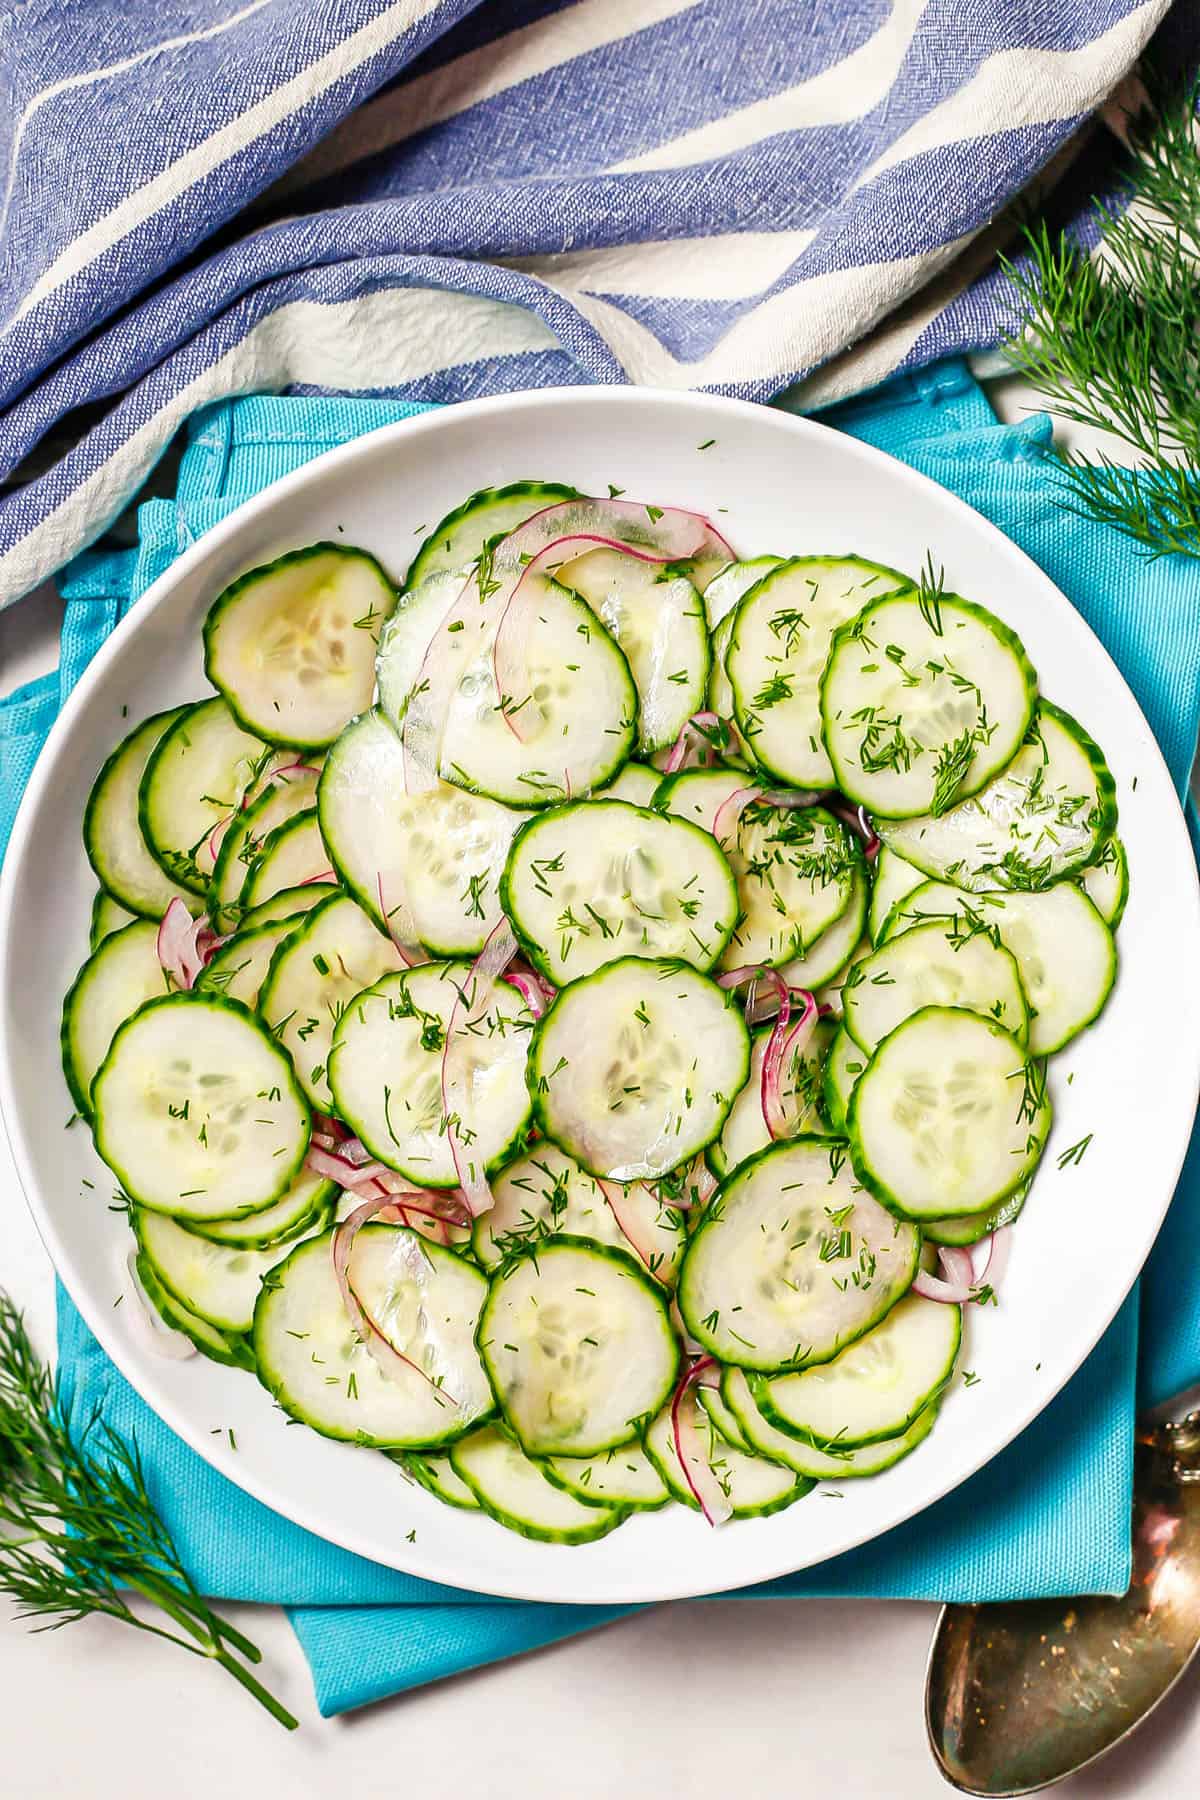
(0, 0, 1191, 608)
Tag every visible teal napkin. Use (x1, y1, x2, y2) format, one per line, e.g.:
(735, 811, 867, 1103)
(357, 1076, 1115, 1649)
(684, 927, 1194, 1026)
(2, 365, 1197, 1718)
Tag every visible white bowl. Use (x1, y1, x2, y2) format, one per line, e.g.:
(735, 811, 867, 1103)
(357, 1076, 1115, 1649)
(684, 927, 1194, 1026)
(2, 388, 1197, 1604)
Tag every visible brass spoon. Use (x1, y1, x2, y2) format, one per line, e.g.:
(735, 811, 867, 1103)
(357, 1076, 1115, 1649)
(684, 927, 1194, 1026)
(925, 1405, 1200, 1795)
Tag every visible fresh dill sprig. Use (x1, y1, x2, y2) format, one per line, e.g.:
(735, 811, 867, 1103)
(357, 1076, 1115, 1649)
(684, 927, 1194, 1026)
(0, 1294, 296, 1729)
(1002, 74, 1200, 559)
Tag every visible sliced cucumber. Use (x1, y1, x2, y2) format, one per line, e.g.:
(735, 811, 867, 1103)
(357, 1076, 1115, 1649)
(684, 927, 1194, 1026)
(708, 612, 736, 718)
(528, 957, 750, 1181)
(90, 891, 137, 949)
(542, 1441, 670, 1510)
(204, 543, 397, 749)
(678, 1137, 919, 1371)
(195, 917, 304, 1009)
(258, 893, 408, 1110)
(406, 481, 577, 589)
(241, 809, 330, 908)
(867, 843, 925, 944)
(559, 549, 710, 751)
(61, 919, 170, 1118)
(239, 883, 339, 930)
(703, 555, 784, 629)
(653, 764, 748, 835)
(83, 708, 199, 917)
(822, 1023, 868, 1135)
(813, 937, 871, 1017)
(139, 697, 272, 895)
(327, 963, 534, 1187)
(254, 1226, 493, 1448)
(722, 801, 857, 968)
(821, 591, 1037, 819)
(723, 1367, 939, 1478)
(93, 993, 310, 1220)
(848, 1006, 1051, 1220)
(778, 863, 868, 990)
(877, 703, 1117, 890)
(502, 800, 737, 984)
(449, 1425, 627, 1543)
(598, 761, 662, 806)
(1080, 834, 1129, 930)
(134, 1205, 321, 1333)
(881, 880, 1116, 1055)
(181, 1168, 335, 1249)
(644, 1395, 812, 1518)
(379, 572, 637, 807)
(209, 765, 320, 930)
(922, 1177, 1030, 1248)
(318, 708, 526, 955)
(707, 1018, 835, 1179)
(750, 1292, 960, 1449)
(397, 1449, 481, 1511)
(728, 555, 912, 788)
(697, 1380, 754, 1452)
(473, 1144, 684, 1282)
(135, 1252, 254, 1369)
(478, 1236, 679, 1456)
(842, 918, 1029, 1053)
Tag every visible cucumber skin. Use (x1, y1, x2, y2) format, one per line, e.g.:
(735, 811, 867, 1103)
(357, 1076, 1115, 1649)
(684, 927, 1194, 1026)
(406, 481, 578, 590)
(477, 1234, 682, 1458)
(83, 707, 194, 917)
(394, 1450, 482, 1512)
(241, 807, 324, 908)
(60, 918, 160, 1121)
(137, 698, 268, 896)
(845, 1006, 1051, 1223)
(180, 1189, 336, 1251)
(746, 1304, 961, 1450)
(724, 1370, 942, 1479)
(134, 1248, 256, 1370)
(641, 1415, 815, 1519)
(819, 592, 1039, 820)
(537, 1452, 670, 1512)
(203, 542, 399, 750)
(92, 991, 312, 1220)
(449, 1426, 630, 1544)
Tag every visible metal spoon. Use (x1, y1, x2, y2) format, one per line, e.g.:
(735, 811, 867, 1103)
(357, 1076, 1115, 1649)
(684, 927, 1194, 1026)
(925, 1402, 1200, 1795)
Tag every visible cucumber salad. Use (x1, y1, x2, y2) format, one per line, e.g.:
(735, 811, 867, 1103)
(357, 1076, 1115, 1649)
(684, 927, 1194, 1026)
(65, 481, 1124, 1544)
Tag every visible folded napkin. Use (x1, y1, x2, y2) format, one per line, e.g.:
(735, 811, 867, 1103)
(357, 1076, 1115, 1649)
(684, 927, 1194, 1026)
(0, 0, 1187, 606)
(2, 360, 1197, 1715)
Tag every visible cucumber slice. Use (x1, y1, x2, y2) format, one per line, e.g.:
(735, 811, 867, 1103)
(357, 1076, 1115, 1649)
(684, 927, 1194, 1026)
(703, 555, 784, 629)
(327, 963, 534, 1187)
(723, 1367, 940, 1478)
(239, 883, 339, 930)
(778, 864, 868, 990)
(922, 1177, 1030, 1248)
(204, 543, 397, 748)
(813, 938, 871, 1019)
(559, 549, 710, 751)
(728, 555, 912, 788)
(258, 893, 408, 1110)
(181, 1168, 335, 1249)
(84, 708, 199, 917)
(90, 891, 137, 949)
(1080, 833, 1129, 929)
(867, 843, 925, 944)
(822, 1023, 868, 1135)
(678, 1137, 919, 1371)
(697, 1380, 753, 1452)
(877, 702, 1117, 891)
(848, 1006, 1051, 1220)
(139, 697, 273, 895)
(449, 1425, 627, 1543)
(254, 1226, 493, 1448)
(881, 880, 1116, 1055)
(842, 918, 1030, 1053)
(643, 1397, 812, 1518)
(708, 612, 736, 718)
(93, 993, 310, 1220)
(318, 708, 526, 955)
(241, 809, 330, 909)
(598, 761, 662, 806)
(722, 801, 858, 968)
(653, 764, 747, 834)
(406, 481, 577, 589)
(501, 799, 738, 984)
(472, 1144, 685, 1283)
(528, 957, 750, 1181)
(750, 1292, 960, 1449)
(195, 917, 304, 1009)
(378, 572, 637, 807)
(707, 1018, 835, 1179)
(397, 1449, 481, 1511)
(478, 1236, 679, 1455)
(820, 591, 1037, 819)
(134, 1205, 322, 1333)
(134, 1251, 254, 1369)
(209, 766, 320, 930)
(61, 920, 170, 1118)
(543, 1441, 670, 1510)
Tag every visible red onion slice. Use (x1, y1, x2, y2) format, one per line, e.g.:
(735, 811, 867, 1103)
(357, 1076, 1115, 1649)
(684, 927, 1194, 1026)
(597, 1178, 665, 1281)
(300, 867, 337, 886)
(912, 1266, 976, 1305)
(156, 897, 213, 991)
(503, 964, 555, 1018)
(672, 1358, 733, 1527)
(331, 1195, 458, 1402)
(376, 870, 422, 967)
(761, 989, 818, 1140)
(662, 710, 729, 775)
(711, 784, 763, 846)
(440, 920, 519, 1217)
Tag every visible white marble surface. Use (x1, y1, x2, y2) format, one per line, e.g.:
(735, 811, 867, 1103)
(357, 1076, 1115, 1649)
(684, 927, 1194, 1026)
(0, 380, 1196, 1797)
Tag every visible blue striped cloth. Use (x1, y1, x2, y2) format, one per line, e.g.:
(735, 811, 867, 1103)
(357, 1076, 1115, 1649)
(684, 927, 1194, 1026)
(0, 0, 1192, 609)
